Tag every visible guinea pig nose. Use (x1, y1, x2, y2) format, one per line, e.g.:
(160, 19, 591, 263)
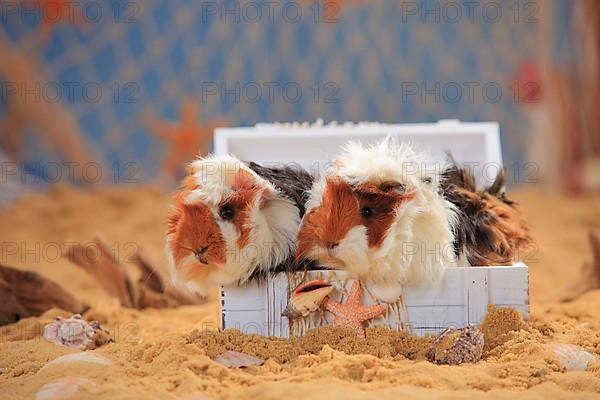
(192, 246, 209, 264)
(325, 242, 339, 251)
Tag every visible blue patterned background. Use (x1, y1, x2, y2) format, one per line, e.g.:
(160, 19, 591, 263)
(0, 0, 568, 185)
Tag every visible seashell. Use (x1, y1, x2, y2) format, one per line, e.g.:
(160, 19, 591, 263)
(282, 279, 334, 319)
(214, 350, 264, 368)
(41, 352, 112, 371)
(43, 314, 111, 350)
(35, 377, 95, 400)
(426, 325, 485, 365)
(547, 343, 597, 371)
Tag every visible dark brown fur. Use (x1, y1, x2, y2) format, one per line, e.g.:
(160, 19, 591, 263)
(246, 162, 320, 276)
(247, 162, 314, 216)
(441, 163, 534, 266)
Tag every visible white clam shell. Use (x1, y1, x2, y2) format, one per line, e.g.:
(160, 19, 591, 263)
(547, 343, 597, 372)
(41, 352, 112, 371)
(35, 377, 95, 400)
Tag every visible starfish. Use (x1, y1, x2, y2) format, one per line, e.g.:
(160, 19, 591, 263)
(322, 280, 387, 337)
(144, 98, 227, 180)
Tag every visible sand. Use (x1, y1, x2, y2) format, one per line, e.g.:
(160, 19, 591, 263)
(1, 185, 600, 399)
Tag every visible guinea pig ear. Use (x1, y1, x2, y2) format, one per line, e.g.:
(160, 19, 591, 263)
(487, 169, 506, 197)
(258, 186, 276, 209)
(231, 167, 257, 191)
(378, 181, 415, 200)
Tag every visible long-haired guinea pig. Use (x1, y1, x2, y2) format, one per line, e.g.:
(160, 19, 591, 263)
(296, 139, 458, 302)
(166, 155, 313, 295)
(441, 161, 534, 266)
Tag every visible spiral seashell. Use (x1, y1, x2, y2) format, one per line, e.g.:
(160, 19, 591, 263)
(282, 279, 334, 319)
(43, 314, 111, 350)
(426, 325, 485, 365)
(547, 343, 597, 371)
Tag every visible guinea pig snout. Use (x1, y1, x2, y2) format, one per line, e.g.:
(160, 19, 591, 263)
(191, 246, 209, 264)
(323, 240, 340, 256)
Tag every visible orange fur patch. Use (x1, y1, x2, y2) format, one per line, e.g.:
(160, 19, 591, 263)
(297, 179, 360, 259)
(167, 194, 226, 272)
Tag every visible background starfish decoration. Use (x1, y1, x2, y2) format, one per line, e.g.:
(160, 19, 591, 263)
(144, 98, 228, 181)
(322, 280, 387, 337)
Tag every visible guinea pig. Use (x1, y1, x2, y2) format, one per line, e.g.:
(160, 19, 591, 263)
(166, 155, 313, 295)
(296, 139, 459, 302)
(441, 161, 534, 266)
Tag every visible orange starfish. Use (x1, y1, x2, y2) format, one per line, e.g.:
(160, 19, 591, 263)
(322, 281, 387, 337)
(144, 99, 227, 180)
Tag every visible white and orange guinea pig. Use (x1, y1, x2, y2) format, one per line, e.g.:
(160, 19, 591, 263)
(166, 155, 313, 296)
(296, 139, 459, 303)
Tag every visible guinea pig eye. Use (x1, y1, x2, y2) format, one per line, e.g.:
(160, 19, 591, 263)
(219, 204, 234, 220)
(360, 206, 373, 218)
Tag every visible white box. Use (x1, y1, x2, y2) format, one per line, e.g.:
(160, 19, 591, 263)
(215, 120, 528, 337)
(220, 265, 529, 338)
(214, 120, 503, 187)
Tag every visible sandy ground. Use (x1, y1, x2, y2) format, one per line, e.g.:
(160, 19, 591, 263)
(1, 185, 600, 399)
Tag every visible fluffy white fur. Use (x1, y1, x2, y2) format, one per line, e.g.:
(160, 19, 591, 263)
(310, 138, 459, 302)
(167, 155, 300, 295)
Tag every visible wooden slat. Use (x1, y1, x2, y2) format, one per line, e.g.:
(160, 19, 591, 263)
(463, 267, 489, 325)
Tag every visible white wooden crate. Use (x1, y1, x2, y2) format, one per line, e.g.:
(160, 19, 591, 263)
(220, 264, 529, 338)
(215, 120, 529, 337)
(214, 120, 502, 187)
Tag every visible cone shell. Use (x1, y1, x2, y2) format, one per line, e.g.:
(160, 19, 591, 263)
(282, 279, 334, 318)
(547, 343, 597, 371)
